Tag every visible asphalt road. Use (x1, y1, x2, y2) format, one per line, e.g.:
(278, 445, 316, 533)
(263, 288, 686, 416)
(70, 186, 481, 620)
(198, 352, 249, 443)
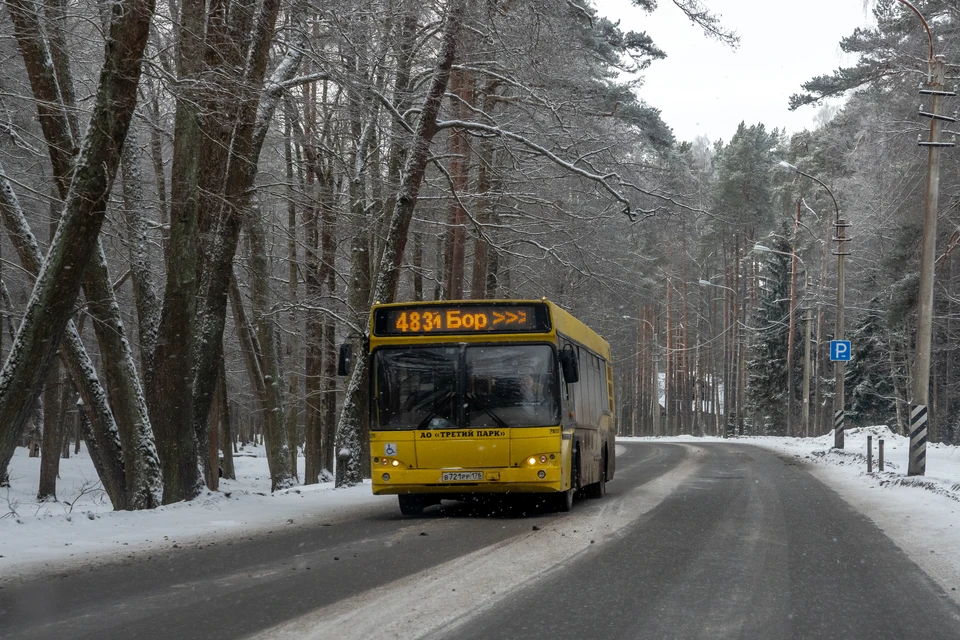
(2, 442, 959, 640)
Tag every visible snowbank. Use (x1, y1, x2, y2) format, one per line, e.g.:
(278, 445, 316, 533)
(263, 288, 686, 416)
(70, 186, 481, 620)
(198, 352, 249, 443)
(0, 444, 378, 582)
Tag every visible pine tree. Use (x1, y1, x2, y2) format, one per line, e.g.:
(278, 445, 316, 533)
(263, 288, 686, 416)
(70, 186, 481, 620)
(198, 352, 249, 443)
(846, 300, 896, 428)
(746, 235, 802, 435)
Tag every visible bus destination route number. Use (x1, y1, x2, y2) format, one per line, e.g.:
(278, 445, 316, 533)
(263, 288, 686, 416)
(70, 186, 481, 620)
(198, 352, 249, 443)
(375, 304, 546, 336)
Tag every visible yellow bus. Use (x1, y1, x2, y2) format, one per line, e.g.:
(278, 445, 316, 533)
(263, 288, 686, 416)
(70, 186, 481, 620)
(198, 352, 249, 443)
(346, 299, 616, 515)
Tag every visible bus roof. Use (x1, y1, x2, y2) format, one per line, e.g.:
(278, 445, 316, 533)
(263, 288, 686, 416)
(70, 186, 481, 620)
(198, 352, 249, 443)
(545, 301, 611, 360)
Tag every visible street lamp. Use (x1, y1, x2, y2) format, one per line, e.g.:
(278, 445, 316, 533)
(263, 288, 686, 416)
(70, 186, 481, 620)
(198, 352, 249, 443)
(620, 312, 660, 437)
(753, 242, 806, 438)
(778, 161, 848, 449)
(699, 278, 742, 437)
(753, 243, 803, 261)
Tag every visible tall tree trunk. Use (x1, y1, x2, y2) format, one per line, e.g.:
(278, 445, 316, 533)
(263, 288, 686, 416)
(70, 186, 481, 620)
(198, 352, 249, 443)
(442, 68, 471, 299)
(298, 90, 323, 484)
(319, 173, 339, 474)
(3, 0, 162, 509)
(120, 126, 161, 371)
(469, 84, 496, 299)
(144, 83, 170, 261)
(37, 361, 61, 500)
(206, 373, 220, 492)
(284, 117, 300, 480)
(248, 213, 295, 491)
(413, 233, 424, 301)
(335, 0, 468, 487)
(218, 360, 235, 480)
(148, 0, 205, 503)
(377, 0, 418, 264)
(665, 275, 673, 436)
(190, 0, 289, 479)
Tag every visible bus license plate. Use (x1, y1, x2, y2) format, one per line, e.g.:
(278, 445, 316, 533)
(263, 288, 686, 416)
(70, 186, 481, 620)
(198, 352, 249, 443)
(441, 472, 483, 482)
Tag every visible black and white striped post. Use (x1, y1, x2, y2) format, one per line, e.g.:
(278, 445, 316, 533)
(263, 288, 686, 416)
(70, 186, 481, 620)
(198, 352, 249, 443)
(909, 405, 928, 475)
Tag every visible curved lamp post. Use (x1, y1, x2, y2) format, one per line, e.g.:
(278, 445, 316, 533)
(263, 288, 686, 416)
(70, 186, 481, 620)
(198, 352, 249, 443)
(778, 161, 847, 448)
(699, 278, 741, 437)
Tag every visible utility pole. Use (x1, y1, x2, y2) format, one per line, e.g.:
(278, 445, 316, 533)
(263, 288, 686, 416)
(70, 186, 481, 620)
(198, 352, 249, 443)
(911, 55, 955, 475)
(778, 161, 843, 445)
(833, 217, 850, 449)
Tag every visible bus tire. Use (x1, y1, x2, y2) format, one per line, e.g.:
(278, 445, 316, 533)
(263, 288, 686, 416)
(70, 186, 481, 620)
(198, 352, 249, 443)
(555, 448, 579, 512)
(398, 494, 425, 515)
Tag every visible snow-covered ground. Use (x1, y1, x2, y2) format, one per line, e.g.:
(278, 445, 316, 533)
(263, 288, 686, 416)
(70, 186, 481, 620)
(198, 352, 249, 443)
(0, 444, 380, 582)
(3, 428, 959, 601)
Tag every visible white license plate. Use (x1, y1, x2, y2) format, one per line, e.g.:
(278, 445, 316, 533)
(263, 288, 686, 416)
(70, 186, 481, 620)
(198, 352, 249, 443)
(441, 471, 483, 482)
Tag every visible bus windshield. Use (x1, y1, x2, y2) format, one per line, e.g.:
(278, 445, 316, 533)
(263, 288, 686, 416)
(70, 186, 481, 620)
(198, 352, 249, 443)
(373, 344, 559, 431)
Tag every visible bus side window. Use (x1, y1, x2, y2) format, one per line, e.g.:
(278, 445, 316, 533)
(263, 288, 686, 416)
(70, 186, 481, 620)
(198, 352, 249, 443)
(578, 347, 592, 424)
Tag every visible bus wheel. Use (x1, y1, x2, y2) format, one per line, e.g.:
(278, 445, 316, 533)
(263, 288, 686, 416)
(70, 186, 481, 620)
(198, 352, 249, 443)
(555, 486, 574, 512)
(555, 451, 578, 512)
(398, 494, 425, 515)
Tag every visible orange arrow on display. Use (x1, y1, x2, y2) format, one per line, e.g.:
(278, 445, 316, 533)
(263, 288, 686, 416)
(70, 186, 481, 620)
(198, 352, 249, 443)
(493, 312, 505, 324)
(506, 312, 518, 324)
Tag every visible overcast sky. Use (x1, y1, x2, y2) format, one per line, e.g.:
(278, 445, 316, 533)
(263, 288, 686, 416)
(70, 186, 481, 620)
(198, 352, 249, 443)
(592, 0, 877, 143)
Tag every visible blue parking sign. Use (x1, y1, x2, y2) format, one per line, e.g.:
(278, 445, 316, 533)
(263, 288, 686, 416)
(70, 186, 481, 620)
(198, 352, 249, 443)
(830, 340, 852, 361)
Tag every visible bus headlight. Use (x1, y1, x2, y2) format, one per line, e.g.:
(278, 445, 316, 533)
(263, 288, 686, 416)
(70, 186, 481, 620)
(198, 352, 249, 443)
(537, 470, 546, 479)
(528, 457, 537, 466)
(382, 473, 391, 482)
(539, 455, 548, 464)
(392, 460, 400, 467)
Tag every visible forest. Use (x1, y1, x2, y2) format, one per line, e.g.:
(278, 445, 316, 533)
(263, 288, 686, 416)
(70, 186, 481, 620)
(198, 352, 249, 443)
(0, 0, 958, 510)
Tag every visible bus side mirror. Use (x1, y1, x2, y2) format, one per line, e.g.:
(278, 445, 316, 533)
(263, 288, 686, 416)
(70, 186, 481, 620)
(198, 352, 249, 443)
(559, 348, 579, 383)
(337, 343, 353, 376)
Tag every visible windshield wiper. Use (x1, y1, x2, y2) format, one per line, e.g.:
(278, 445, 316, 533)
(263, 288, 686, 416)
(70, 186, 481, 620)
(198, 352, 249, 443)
(467, 393, 510, 430)
(415, 390, 455, 429)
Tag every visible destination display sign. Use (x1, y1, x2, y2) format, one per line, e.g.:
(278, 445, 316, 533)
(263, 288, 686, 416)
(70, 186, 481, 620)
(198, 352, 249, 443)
(373, 303, 550, 336)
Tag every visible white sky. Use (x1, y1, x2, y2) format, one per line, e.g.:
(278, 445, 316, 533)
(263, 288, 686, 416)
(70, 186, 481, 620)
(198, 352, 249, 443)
(593, 0, 878, 143)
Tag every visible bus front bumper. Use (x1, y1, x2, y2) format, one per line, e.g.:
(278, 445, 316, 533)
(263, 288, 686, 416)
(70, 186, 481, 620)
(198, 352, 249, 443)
(371, 465, 563, 495)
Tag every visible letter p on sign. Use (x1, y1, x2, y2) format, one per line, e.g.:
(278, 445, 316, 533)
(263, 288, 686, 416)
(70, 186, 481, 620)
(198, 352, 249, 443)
(830, 340, 851, 361)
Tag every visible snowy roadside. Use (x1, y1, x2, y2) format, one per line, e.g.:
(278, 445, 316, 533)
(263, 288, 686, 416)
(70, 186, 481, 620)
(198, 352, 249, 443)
(621, 428, 960, 603)
(0, 444, 382, 583)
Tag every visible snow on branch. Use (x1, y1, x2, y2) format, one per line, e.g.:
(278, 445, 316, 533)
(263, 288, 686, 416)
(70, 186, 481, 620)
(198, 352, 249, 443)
(436, 119, 647, 219)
